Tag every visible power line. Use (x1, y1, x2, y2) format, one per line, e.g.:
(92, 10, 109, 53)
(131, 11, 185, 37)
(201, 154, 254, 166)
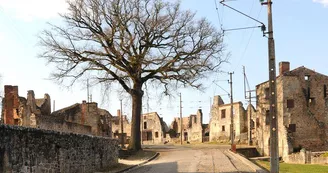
(232, 6, 263, 72)
(214, 0, 222, 30)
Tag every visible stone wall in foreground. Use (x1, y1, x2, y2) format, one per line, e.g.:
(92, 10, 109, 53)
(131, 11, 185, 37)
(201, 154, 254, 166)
(0, 124, 119, 173)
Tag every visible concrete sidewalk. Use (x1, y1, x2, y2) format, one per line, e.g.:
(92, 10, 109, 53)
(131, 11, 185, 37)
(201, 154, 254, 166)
(225, 149, 268, 173)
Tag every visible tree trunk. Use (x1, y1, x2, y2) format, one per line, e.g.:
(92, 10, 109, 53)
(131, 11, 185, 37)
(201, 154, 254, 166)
(128, 83, 143, 151)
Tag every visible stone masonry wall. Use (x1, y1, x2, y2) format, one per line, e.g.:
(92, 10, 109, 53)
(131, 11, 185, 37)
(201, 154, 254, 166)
(210, 101, 246, 143)
(142, 112, 164, 144)
(0, 124, 118, 173)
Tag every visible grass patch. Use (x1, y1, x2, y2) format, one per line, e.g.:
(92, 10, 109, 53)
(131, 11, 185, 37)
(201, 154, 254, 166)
(255, 160, 328, 173)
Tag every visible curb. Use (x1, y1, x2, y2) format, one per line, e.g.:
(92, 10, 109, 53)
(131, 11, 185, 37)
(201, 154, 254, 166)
(115, 152, 160, 173)
(226, 149, 268, 173)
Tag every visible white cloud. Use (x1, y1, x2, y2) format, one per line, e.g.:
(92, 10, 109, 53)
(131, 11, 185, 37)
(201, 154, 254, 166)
(313, 0, 328, 7)
(0, 0, 68, 21)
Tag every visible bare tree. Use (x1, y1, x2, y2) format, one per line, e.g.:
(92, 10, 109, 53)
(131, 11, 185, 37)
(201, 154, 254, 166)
(39, 0, 226, 151)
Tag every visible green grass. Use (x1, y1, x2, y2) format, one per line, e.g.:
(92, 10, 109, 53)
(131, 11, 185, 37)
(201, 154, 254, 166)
(255, 160, 328, 173)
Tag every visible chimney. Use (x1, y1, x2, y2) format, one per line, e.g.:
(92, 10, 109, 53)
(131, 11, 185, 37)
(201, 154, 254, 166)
(279, 61, 290, 75)
(117, 109, 121, 117)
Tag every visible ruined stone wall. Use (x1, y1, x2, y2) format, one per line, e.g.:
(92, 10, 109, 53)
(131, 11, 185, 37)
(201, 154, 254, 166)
(187, 110, 203, 143)
(255, 67, 328, 157)
(171, 117, 190, 135)
(209, 101, 246, 142)
(51, 102, 112, 137)
(255, 79, 277, 156)
(111, 110, 131, 141)
(37, 115, 92, 135)
(3, 85, 19, 125)
(282, 69, 328, 152)
(0, 124, 118, 173)
(142, 112, 164, 144)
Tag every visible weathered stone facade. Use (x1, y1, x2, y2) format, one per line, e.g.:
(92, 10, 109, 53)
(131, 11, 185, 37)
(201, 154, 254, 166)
(255, 62, 328, 158)
(141, 112, 168, 144)
(49, 101, 112, 137)
(0, 124, 118, 173)
(111, 109, 131, 143)
(2, 85, 51, 127)
(1, 85, 112, 137)
(170, 109, 203, 143)
(209, 96, 247, 143)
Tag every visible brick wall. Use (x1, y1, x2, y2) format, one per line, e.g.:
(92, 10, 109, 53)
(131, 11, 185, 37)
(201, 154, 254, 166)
(0, 124, 118, 173)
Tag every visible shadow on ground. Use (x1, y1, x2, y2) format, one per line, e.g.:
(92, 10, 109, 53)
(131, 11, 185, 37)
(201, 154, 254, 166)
(130, 161, 255, 173)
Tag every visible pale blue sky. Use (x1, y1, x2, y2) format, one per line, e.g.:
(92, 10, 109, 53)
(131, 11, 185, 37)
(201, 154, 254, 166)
(0, 0, 327, 124)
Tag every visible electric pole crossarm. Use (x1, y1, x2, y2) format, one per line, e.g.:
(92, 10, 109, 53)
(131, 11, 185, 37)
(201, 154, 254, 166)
(224, 26, 262, 33)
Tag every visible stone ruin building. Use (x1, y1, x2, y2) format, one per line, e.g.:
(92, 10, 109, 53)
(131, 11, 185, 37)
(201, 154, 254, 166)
(141, 112, 169, 144)
(111, 109, 131, 144)
(254, 61, 328, 158)
(209, 96, 248, 143)
(170, 109, 204, 143)
(1, 85, 112, 137)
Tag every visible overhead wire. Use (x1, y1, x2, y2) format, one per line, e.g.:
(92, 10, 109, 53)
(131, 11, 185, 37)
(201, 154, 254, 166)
(214, 0, 223, 30)
(232, 5, 263, 72)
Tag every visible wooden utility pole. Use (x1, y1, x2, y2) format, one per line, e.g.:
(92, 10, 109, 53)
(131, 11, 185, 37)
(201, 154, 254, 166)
(229, 72, 235, 151)
(179, 93, 183, 145)
(120, 99, 124, 148)
(262, 0, 279, 172)
(243, 66, 253, 146)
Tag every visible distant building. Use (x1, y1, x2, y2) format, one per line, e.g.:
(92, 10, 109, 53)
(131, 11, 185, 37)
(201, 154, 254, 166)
(50, 101, 112, 137)
(209, 96, 247, 143)
(141, 112, 168, 144)
(255, 62, 328, 158)
(1, 85, 112, 137)
(111, 109, 131, 143)
(170, 109, 203, 143)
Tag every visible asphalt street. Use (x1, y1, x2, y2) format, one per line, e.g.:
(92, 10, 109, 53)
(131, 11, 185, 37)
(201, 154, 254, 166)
(129, 145, 256, 173)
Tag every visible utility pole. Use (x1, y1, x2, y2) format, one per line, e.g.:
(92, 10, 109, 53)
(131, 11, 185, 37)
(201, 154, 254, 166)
(180, 93, 183, 145)
(243, 66, 253, 146)
(262, 0, 279, 172)
(229, 72, 235, 152)
(120, 99, 124, 148)
(87, 79, 89, 102)
(53, 100, 55, 112)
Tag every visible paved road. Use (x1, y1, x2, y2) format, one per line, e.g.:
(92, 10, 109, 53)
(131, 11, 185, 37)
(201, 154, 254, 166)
(129, 145, 256, 173)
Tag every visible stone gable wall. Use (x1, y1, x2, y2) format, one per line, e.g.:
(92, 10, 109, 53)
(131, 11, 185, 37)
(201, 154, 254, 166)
(209, 101, 246, 143)
(0, 124, 118, 173)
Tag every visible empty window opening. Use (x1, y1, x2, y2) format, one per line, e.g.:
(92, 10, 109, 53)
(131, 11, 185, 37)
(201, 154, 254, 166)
(222, 125, 225, 132)
(287, 99, 294, 108)
(289, 124, 296, 132)
(221, 109, 226, 119)
(305, 75, 310, 81)
(324, 85, 327, 98)
(265, 110, 270, 125)
(155, 132, 159, 138)
(265, 88, 270, 99)
(144, 122, 147, 129)
(256, 118, 260, 128)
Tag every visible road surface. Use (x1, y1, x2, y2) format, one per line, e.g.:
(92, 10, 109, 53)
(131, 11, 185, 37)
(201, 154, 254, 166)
(130, 145, 256, 173)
